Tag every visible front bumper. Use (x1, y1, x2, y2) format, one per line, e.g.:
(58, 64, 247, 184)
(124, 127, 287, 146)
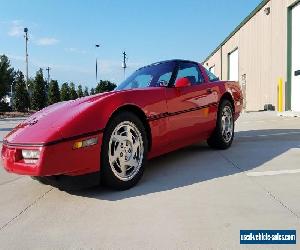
(1, 133, 103, 176)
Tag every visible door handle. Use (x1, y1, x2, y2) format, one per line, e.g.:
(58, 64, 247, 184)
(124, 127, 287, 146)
(207, 88, 213, 94)
(295, 70, 300, 76)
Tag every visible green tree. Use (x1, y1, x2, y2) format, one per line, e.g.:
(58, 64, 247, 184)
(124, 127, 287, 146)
(48, 80, 61, 105)
(13, 71, 30, 112)
(77, 84, 84, 98)
(84, 87, 89, 96)
(60, 82, 70, 101)
(69, 82, 78, 100)
(31, 68, 47, 111)
(0, 55, 15, 111)
(90, 88, 95, 95)
(95, 80, 116, 93)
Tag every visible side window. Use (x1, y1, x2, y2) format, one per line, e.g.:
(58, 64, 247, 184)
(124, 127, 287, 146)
(176, 62, 204, 85)
(150, 62, 175, 87)
(205, 68, 219, 82)
(158, 72, 172, 83)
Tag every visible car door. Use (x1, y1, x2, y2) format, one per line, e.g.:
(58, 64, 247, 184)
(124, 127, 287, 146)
(165, 61, 216, 147)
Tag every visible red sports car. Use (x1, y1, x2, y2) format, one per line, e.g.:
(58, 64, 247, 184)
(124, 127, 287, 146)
(1, 60, 243, 189)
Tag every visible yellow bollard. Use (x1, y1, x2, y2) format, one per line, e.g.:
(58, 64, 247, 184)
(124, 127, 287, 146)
(278, 78, 283, 112)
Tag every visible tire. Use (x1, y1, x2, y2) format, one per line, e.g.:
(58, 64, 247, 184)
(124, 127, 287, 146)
(207, 100, 234, 150)
(100, 111, 148, 190)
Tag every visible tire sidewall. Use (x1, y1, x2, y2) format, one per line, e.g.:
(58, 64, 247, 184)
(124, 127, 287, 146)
(207, 99, 235, 149)
(217, 100, 234, 148)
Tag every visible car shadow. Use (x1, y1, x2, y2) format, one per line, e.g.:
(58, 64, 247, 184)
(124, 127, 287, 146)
(50, 128, 300, 200)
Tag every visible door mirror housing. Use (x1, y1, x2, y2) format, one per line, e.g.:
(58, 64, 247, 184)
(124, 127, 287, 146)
(175, 77, 192, 88)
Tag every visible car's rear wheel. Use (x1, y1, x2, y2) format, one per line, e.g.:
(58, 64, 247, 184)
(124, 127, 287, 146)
(101, 112, 148, 190)
(207, 100, 234, 149)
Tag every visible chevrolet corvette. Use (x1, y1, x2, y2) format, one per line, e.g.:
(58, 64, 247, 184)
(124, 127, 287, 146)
(1, 59, 243, 190)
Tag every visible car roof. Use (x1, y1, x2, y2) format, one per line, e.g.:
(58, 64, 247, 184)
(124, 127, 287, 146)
(138, 59, 200, 70)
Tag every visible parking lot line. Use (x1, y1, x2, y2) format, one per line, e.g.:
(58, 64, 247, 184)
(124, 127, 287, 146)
(238, 131, 300, 138)
(247, 169, 300, 177)
(238, 118, 298, 124)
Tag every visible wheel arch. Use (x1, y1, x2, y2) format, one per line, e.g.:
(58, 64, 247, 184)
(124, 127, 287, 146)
(219, 92, 235, 113)
(107, 104, 152, 151)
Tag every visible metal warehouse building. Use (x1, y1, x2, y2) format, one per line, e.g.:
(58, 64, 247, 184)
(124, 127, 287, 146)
(203, 0, 300, 112)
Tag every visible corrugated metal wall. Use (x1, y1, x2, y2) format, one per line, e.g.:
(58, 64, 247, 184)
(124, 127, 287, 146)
(204, 0, 297, 111)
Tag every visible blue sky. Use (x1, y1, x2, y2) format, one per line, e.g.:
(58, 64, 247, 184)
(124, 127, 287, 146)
(0, 0, 261, 89)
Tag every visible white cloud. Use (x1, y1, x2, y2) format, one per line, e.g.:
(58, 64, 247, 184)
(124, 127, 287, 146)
(5, 54, 24, 62)
(35, 37, 59, 46)
(2, 53, 91, 74)
(7, 20, 24, 37)
(65, 47, 87, 54)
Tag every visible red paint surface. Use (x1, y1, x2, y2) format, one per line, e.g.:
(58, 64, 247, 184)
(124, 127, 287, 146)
(1, 63, 243, 177)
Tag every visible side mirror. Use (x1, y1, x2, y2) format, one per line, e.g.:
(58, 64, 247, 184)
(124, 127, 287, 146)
(175, 77, 192, 88)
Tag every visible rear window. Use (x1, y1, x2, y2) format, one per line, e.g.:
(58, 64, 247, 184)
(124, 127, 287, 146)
(205, 68, 219, 82)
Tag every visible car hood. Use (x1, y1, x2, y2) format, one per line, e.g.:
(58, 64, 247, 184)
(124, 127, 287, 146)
(4, 92, 113, 145)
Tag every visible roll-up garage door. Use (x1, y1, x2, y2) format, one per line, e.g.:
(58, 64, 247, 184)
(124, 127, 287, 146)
(292, 2, 300, 111)
(228, 49, 239, 82)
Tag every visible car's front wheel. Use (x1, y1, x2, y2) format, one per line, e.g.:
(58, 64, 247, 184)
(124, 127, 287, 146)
(101, 111, 148, 190)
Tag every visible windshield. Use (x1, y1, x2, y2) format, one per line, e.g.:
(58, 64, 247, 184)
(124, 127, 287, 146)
(116, 62, 175, 90)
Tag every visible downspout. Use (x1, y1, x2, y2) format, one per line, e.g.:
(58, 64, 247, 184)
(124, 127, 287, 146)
(220, 45, 223, 80)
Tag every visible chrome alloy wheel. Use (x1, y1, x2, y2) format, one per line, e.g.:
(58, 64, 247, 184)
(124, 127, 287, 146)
(108, 121, 144, 181)
(221, 105, 233, 143)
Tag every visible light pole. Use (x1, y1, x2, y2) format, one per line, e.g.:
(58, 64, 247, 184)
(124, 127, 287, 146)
(122, 51, 128, 80)
(46, 67, 51, 84)
(95, 44, 100, 84)
(10, 82, 14, 108)
(24, 27, 29, 91)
